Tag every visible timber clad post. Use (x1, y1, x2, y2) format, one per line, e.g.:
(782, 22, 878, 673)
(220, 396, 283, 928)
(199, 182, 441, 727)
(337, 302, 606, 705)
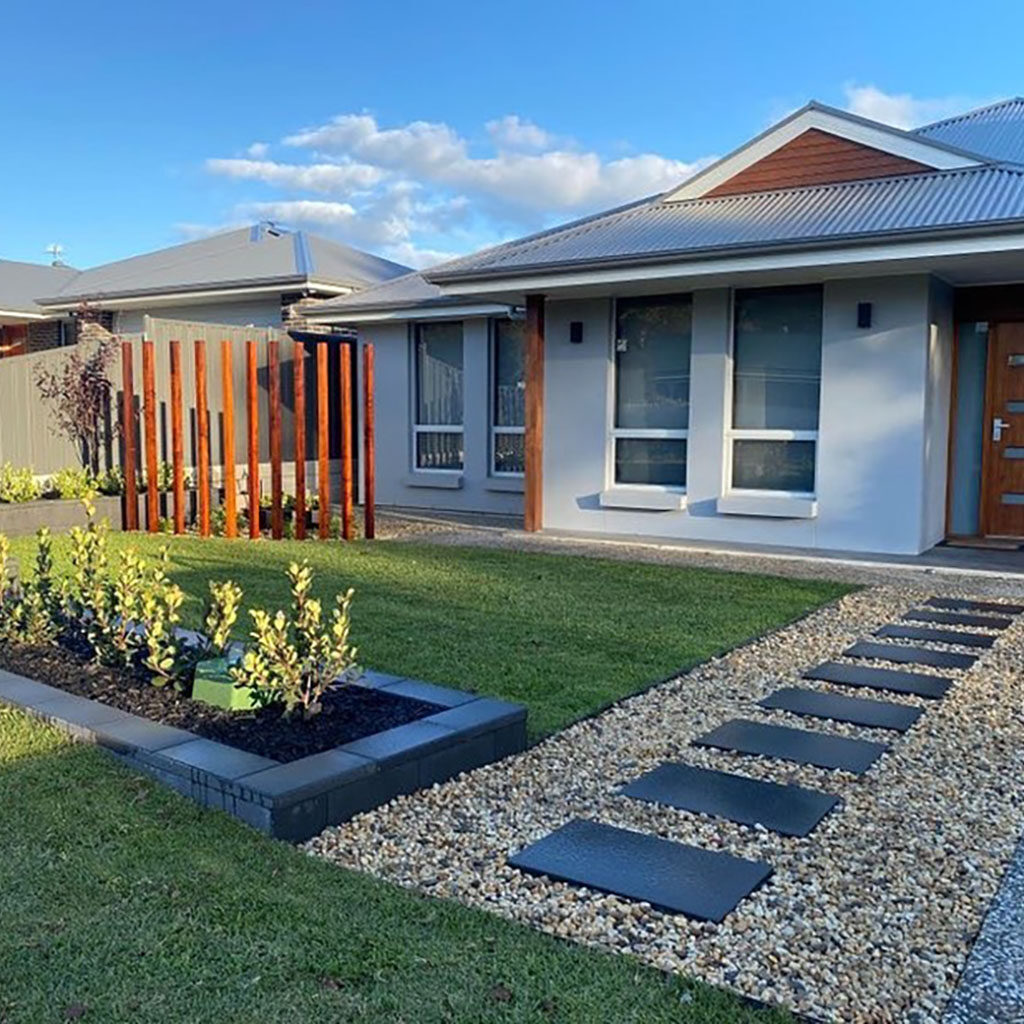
(524, 294, 545, 532)
(142, 339, 159, 534)
(246, 340, 259, 539)
(220, 339, 237, 539)
(120, 341, 138, 530)
(194, 340, 211, 538)
(169, 340, 186, 535)
(293, 340, 307, 540)
(363, 343, 376, 540)
(317, 341, 330, 540)
(268, 339, 283, 540)
(340, 343, 354, 540)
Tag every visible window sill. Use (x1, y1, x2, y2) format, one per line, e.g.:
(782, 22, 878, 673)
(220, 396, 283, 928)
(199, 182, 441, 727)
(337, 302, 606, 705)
(403, 472, 464, 491)
(485, 477, 524, 493)
(716, 493, 817, 519)
(599, 487, 687, 512)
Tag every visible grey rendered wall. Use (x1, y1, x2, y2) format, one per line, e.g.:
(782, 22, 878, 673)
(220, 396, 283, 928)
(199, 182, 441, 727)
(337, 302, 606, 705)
(542, 275, 938, 554)
(114, 297, 284, 335)
(922, 277, 955, 548)
(357, 319, 523, 516)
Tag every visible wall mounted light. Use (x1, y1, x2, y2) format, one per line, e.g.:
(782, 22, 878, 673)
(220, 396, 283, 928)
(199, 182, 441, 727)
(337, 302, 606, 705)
(857, 302, 872, 329)
(569, 321, 584, 344)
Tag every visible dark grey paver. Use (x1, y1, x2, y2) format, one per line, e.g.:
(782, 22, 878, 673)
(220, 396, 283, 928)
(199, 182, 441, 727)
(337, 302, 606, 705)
(31, 694, 133, 728)
(904, 609, 1013, 630)
(339, 720, 457, 766)
(843, 641, 977, 671)
(759, 686, 923, 732)
(804, 661, 952, 699)
(0, 670, 65, 705)
(424, 697, 527, 737)
(508, 818, 773, 922)
(89, 717, 198, 753)
(237, 749, 377, 802)
(621, 762, 839, 837)
(693, 718, 888, 774)
(376, 678, 477, 708)
(875, 624, 995, 648)
(925, 597, 1024, 615)
(154, 739, 279, 779)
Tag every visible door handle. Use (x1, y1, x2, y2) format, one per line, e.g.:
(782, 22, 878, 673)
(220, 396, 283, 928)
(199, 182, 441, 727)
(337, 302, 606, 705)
(993, 417, 1010, 442)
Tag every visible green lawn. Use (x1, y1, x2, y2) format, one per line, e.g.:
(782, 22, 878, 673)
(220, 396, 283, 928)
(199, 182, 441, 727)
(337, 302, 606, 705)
(0, 707, 791, 1024)
(7, 533, 851, 738)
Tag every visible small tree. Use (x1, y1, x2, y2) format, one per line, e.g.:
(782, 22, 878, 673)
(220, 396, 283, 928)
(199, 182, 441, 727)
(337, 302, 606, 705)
(34, 311, 117, 473)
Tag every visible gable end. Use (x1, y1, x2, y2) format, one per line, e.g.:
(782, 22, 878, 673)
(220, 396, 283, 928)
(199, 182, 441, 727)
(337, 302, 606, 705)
(704, 129, 931, 197)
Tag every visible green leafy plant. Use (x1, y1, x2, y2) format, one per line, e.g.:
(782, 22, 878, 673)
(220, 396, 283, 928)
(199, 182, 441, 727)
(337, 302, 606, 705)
(48, 467, 98, 500)
(0, 464, 41, 503)
(139, 546, 188, 686)
(231, 562, 358, 718)
(0, 533, 15, 642)
(6, 529, 61, 645)
(202, 579, 243, 657)
(95, 467, 125, 496)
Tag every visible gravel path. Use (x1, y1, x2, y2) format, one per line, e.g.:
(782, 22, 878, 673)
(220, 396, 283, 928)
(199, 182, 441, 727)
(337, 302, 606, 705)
(306, 585, 1024, 1023)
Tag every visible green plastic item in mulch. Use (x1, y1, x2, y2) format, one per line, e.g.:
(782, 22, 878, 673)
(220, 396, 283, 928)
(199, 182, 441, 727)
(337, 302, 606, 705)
(191, 656, 256, 712)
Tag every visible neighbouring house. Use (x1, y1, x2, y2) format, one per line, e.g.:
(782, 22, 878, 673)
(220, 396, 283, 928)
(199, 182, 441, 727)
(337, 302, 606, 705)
(0, 259, 78, 358)
(307, 97, 1024, 555)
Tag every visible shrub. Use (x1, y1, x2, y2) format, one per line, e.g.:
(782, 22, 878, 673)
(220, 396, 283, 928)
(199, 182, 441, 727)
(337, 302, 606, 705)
(95, 467, 125, 496)
(5, 529, 61, 645)
(138, 546, 188, 687)
(231, 562, 358, 718)
(202, 579, 243, 657)
(0, 464, 41, 503)
(48, 467, 98, 500)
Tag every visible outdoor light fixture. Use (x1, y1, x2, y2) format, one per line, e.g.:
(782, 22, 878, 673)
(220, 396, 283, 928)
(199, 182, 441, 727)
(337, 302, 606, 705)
(857, 302, 872, 329)
(570, 321, 584, 344)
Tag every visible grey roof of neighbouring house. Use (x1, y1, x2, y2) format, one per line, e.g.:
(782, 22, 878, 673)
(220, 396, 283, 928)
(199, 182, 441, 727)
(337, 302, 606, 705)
(0, 259, 78, 314)
(308, 270, 451, 314)
(36, 223, 410, 306)
(915, 98, 1024, 165)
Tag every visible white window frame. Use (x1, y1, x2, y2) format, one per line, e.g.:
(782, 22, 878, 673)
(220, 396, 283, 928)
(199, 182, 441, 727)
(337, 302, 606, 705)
(609, 296, 691, 493)
(412, 321, 464, 474)
(490, 318, 525, 478)
(725, 286, 822, 498)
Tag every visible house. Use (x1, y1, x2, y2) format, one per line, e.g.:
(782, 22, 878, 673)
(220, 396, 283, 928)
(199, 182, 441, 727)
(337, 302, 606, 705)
(0, 259, 78, 358)
(306, 98, 1024, 556)
(31, 222, 410, 335)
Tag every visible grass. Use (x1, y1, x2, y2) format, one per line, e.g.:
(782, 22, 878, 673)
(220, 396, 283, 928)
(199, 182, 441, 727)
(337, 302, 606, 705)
(7, 533, 852, 738)
(0, 707, 793, 1024)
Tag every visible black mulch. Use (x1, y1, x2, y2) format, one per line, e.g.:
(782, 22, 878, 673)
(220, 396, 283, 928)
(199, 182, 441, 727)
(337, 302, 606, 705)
(0, 642, 440, 763)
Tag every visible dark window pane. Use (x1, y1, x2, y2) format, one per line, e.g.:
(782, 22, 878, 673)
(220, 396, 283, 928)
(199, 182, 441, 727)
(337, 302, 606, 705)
(494, 319, 525, 427)
(416, 322, 463, 425)
(494, 431, 525, 474)
(732, 439, 816, 492)
(416, 431, 463, 470)
(615, 438, 687, 486)
(734, 287, 822, 430)
(615, 296, 692, 430)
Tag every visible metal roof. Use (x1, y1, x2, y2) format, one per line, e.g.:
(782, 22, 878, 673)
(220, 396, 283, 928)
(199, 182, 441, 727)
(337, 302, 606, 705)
(428, 164, 1024, 281)
(915, 99, 1024, 165)
(306, 271, 450, 313)
(37, 223, 410, 305)
(0, 259, 78, 315)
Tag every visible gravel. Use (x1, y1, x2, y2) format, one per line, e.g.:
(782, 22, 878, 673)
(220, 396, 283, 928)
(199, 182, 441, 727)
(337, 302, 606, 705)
(306, 584, 1024, 1023)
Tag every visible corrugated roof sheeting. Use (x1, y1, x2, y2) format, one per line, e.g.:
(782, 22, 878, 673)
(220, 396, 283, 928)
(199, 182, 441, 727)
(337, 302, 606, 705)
(430, 165, 1024, 277)
(0, 260, 78, 314)
(915, 99, 1024, 165)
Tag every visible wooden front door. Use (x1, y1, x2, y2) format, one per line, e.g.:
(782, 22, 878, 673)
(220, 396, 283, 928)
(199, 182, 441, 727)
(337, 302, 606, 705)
(981, 322, 1024, 536)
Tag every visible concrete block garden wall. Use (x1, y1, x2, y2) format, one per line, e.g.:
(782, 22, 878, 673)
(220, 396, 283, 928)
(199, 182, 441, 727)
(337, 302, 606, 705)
(542, 273, 953, 555)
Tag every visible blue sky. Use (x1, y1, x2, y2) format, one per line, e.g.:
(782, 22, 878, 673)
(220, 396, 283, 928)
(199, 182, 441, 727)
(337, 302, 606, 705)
(5, 0, 1024, 271)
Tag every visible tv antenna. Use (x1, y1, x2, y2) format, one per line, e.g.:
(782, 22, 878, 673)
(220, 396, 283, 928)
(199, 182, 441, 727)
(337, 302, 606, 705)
(45, 243, 66, 267)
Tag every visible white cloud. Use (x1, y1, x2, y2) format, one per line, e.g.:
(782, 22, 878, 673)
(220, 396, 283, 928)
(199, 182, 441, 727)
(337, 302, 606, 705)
(246, 141, 269, 158)
(842, 84, 984, 130)
(486, 115, 555, 150)
(205, 158, 385, 195)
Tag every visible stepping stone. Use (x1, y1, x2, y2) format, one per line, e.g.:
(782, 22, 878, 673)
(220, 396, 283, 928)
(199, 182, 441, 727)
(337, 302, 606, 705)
(904, 609, 1013, 630)
(925, 597, 1024, 616)
(805, 662, 952, 699)
(621, 762, 838, 837)
(507, 818, 772, 922)
(693, 719, 887, 774)
(759, 685, 923, 732)
(844, 641, 977, 671)
(875, 624, 995, 649)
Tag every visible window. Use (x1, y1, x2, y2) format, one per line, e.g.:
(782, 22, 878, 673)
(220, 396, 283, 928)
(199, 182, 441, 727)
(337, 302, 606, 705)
(730, 286, 822, 493)
(492, 318, 525, 475)
(414, 321, 464, 471)
(613, 295, 691, 486)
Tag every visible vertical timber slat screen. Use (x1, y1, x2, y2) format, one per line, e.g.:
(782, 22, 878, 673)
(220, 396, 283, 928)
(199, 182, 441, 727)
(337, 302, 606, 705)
(340, 342, 354, 541)
(268, 339, 283, 540)
(293, 340, 307, 541)
(363, 343, 376, 540)
(169, 340, 186, 535)
(142, 339, 159, 534)
(194, 339, 211, 538)
(220, 339, 238, 539)
(247, 339, 260, 540)
(120, 341, 138, 531)
(317, 341, 330, 540)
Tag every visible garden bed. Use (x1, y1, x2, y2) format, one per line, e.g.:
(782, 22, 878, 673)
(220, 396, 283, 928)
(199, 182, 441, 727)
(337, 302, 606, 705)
(0, 494, 121, 537)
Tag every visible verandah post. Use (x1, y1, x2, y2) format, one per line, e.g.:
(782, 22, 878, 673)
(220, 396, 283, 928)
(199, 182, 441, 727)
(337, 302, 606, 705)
(220, 339, 237, 539)
(524, 294, 545, 532)
(194, 339, 211, 537)
(169, 340, 186, 534)
(120, 340, 138, 530)
(362, 342, 375, 540)
(141, 338, 159, 533)
(293, 339, 307, 540)
(268, 338, 283, 540)
(340, 342, 354, 540)
(317, 340, 330, 540)
(246, 340, 260, 539)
